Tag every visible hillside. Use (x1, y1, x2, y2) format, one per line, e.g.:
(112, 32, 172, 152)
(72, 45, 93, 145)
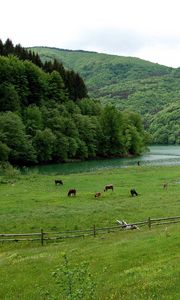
(29, 47, 180, 110)
(30, 47, 180, 144)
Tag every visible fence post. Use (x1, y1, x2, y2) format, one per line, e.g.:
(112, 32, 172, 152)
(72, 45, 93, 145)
(93, 225, 96, 237)
(148, 217, 151, 229)
(41, 229, 44, 245)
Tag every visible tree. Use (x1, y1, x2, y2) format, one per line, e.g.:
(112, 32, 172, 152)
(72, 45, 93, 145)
(121, 110, 146, 155)
(74, 114, 98, 158)
(123, 125, 143, 155)
(53, 133, 69, 161)
(52, 59, 66, 80)
(0, 39, 4, 55)
(76, 140, 88, 159)
(0, 56, 14, 84)
(64, 70, 88, 101)
(65, 100, 81, 115)
(3, 38, 14, 55)
(33, 128, 55, 162)
(0, 82, 20, 112)
(0, 56, 29, 107)
(24, 60, 48, 106)
(78, 98, 102, 116)
(48, 71, 66, 103)
(0, 141, 10, 161)
(74, 73, 88, 100)
(24, 105, 43, 136)
(100, 106, 124, 156)
(67, 137, 78, 158)
(0, 112, 36, 165)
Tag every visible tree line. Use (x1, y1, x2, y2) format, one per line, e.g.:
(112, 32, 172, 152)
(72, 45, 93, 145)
(0, 38, 88, 101)
(0, 39, 149, 166)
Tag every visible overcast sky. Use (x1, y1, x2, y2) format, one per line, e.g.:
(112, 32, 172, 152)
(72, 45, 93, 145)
(1, 0, 180, 67)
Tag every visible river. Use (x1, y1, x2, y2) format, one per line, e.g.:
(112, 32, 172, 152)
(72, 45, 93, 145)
(26, 145, 180, 175)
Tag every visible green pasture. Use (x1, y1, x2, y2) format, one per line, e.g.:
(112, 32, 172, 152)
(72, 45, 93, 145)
(0, 165, 180, 299)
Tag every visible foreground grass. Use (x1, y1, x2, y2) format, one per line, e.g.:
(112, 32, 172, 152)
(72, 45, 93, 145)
(0, 165, 180, 299)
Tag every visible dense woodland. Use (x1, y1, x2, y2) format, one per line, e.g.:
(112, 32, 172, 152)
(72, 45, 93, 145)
(30, 47, 180, 145)
(0, 39, 149, 166)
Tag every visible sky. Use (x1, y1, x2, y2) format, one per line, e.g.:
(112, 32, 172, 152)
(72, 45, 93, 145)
(1, 0, 180, 68)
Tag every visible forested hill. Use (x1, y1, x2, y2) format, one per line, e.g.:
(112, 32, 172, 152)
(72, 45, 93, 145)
(30, 47, 180, 145)
(0, 39, 149, 166)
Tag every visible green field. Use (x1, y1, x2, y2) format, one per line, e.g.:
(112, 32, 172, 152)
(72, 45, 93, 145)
(0, 165, 180, 299)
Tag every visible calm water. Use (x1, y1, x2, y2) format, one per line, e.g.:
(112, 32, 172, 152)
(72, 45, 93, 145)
(26, 145, 180, 175)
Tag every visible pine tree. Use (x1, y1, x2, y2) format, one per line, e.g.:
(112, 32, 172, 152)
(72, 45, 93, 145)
(0, 39, 4, 55)
(4, 38, 14, 55)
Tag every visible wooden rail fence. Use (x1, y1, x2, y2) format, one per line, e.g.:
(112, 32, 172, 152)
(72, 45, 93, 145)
(0, 216, 180, 245)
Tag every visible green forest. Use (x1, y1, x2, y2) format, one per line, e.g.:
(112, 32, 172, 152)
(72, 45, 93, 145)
(30, 46, 180, 145)
(0, 39, 149, 166)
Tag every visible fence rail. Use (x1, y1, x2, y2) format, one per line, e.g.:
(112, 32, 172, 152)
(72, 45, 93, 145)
(0, 216, 180, 245)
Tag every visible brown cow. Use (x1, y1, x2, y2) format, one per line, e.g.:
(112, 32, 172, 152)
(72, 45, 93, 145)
(163, 183, 168, 189)
(68, 189, 76, 196)
(104, 184, 113, 192)
(95, 192, 101, 198)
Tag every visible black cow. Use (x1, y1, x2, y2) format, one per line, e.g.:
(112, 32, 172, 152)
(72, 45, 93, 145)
(68, 189, 76, 196)
(130, 189, 138, 197)
(55, 179, 63, 185)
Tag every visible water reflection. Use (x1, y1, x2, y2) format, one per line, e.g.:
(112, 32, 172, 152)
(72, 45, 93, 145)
(27, 145, 180, 175)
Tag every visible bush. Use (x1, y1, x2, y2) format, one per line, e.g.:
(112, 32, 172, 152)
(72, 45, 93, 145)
(51, 253, 96, 300)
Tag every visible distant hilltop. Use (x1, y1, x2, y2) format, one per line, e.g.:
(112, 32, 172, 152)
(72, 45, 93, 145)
(29, 46, 98, 54)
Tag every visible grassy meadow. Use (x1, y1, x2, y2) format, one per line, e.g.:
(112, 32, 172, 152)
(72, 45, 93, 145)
(0, 165, 180, 299)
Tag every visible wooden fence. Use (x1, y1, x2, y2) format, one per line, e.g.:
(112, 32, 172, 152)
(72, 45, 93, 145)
(0, 216, 180, 245)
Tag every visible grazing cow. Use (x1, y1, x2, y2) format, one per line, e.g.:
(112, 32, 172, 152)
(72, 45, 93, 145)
(117, 220, 139, 230)
(55, 179, 63, 185)
(95, 192, 101, 198)
(130, 189, 138, 197)
(104, 184, 113, 192)
(163, 183, 168, 189)
(68, 189, 76, 196)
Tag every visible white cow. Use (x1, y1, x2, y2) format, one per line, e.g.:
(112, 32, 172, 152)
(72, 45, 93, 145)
(116, 220, 139, 230)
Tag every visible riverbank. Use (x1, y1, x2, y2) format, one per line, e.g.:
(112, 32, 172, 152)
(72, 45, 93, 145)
(22, 145, 180, 175)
